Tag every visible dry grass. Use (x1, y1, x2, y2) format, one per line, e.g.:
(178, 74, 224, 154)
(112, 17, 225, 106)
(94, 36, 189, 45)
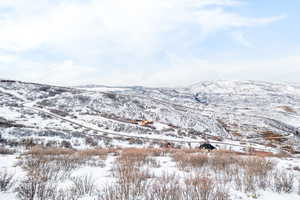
(27, 146, 75, 156)
(277, 106, 296, 113)
(260, 130, 287, 143)
(212, 148, 288, 158)
(27, 146, 117, 159)
(117, 148, 149, 167)
(76, 148, 117, 160)
(172, 152, 209, 170)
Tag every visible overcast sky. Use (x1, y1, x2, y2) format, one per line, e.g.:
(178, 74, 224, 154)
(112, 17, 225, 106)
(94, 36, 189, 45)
(0, 0, 299, 86)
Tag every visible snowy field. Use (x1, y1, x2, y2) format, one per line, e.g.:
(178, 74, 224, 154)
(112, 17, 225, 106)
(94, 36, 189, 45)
(0, 147, 299, 200)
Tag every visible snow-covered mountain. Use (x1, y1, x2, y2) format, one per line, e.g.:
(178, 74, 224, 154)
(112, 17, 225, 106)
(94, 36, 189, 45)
(1, 79, 300, 153)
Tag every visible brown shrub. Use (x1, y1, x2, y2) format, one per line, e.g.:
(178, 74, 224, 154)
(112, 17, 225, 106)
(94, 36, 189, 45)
(27, 146, 75, 156)
(76, 148, 116, 160)
(173, 152, 208, 170)
(210, 154, 238, 172)
(188, 154, 209, 167)
(184, 174, 229, 200)
(172, 152, 190, 170)
(239, 157, 276, 175)
(118, 148, 150, 167)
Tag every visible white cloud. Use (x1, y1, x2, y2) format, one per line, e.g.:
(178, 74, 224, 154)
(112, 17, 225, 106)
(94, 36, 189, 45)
(0, 0, 283, 54)
(195, 9, 285, 34)
(0, 59, 97, 86)
(2, 54, 299, 87)
(99, 55, 300, 87)
(0, 54, 17, 63)
(231, 31, 253, 47)
(0, 0, 288, 86)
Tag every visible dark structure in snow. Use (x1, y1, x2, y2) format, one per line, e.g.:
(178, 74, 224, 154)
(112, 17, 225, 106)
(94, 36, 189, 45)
(161, 142, 174, 148)
(199, 143, 216, 151)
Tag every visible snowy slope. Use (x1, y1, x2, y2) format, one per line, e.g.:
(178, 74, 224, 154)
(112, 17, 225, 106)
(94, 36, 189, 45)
(0, 79, 300, 152)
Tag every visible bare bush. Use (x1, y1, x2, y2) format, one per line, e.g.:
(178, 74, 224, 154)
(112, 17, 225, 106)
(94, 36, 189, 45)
(240, 157, 275, 175)
(27, 146, 75, 156)
(29, 146, 117, 166)
(85, 137, 98, 146)
(209, 154, 238, 173)
(16, 177, 57, 200)
(213, 185, 230, 200)
(76, 148, 115, 161)
(147, 148, 168, 157)
(118, 148, 149, 167)
(0, 147, 15, 154)
(60, 140, 72, 149)
(21, 147, 96, 179)
(146, 176, 182, 200)
(19, 156, 72, 181)
(184, 175, 215, 200)
(98, 185, 120, 200)
(172, 152, 189, 170)
(147, 157, 161, 168)
(101, 168, 150, 200)
(188, 154, 209, 168)
(70, 175, 96, 197)
(114, 164, 151, 195)
(100, 169, 230, 200)
(242, 169, 256, 193)
(273, 170, 294, 193)
(233, 170, 243, 191)
(234, 157, 275, 192)
(12, 146, 297, 200)
(173, 152, 208, 170)
(36, 182, 57, 200)
(18, 154, 82, 185)
(16, 177, 38, 200)
(104, 154, 153, 200)
(0, 169, 15, 191)
(298, 179, 300, 195)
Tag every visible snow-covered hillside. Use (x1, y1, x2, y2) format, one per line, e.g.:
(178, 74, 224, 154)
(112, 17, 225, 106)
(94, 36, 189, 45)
(0, 79, 300, 153)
